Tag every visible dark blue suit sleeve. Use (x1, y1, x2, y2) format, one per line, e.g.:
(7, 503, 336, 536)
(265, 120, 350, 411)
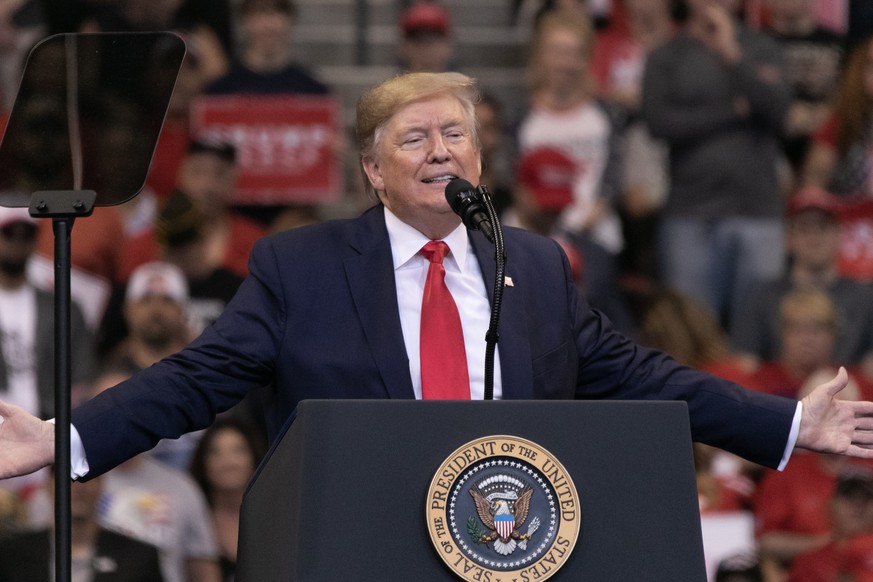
(72, 236, 288, 477)
(564, 254, 797, 468)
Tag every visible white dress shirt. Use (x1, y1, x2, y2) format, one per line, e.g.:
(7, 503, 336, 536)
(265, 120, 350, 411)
(384, 207, 502, 401)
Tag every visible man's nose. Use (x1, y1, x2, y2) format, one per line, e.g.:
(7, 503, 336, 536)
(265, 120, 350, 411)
(427, 135, 451, 162)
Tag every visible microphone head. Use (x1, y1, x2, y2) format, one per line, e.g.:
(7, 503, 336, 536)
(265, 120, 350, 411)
(444, 178, 477, 214)
(445, 178, 496, 242)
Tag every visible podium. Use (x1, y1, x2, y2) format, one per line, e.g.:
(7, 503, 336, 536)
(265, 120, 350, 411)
(237, 400, 707, 581)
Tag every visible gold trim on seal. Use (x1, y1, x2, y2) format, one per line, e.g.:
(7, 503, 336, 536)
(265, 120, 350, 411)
(426, 435, 580, 582)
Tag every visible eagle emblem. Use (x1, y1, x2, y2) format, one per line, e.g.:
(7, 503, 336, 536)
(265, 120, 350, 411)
(468, 474, 541, 556)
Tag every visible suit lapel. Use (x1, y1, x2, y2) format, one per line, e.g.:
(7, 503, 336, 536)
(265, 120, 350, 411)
(470, 231, 534, 400)
(344, 207, 416, 399)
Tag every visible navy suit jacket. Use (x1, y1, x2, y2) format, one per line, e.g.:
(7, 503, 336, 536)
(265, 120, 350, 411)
(73, 205, 797, 475)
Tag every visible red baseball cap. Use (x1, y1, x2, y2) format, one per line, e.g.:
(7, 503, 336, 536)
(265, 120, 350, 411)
(401, 2, 450, 37)
(517, 148, 576, 211)
(786, 186, 842, 219)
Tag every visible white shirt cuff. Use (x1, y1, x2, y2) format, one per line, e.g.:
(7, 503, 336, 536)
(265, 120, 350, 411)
(777, 401, 803, 471)
(47, 419, 90, 480)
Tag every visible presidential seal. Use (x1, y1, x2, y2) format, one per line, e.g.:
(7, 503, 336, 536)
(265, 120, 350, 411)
(426, 436, 580, 582)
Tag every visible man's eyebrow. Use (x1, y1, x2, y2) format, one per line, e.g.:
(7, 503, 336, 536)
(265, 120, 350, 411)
(396, 117, 467, 135)
(441, 117, 466, 129)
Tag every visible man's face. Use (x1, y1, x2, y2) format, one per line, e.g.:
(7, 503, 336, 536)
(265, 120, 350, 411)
(538, 27, 588, 94)
(243, 10, 292, 56)
(362, 93, 481, 237)
(124, 294, 188, 348)
(400, 32, 453, 72)
(512, 184, 564, 234)
(786, 210, 841, 270)
(177, 153, 237, 213)
(69, 476, 103, 521)
(0, 221, 37, 278)
(831, 491, 873, 538)
(781, 311, 835, 371)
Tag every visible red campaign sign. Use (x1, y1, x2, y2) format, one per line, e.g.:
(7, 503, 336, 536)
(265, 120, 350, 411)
(191, 95, 342, 205)
(838, 198, 873, 282)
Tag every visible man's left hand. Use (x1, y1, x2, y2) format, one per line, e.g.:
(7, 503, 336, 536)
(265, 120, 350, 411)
(796, 367, 873, 457)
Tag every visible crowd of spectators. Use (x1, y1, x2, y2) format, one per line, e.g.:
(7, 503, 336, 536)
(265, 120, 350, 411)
(1, 0, 873, 580)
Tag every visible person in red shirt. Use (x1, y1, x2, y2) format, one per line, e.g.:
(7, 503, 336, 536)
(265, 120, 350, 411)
(120, 140, 266, 281)
(639, 289, 764, 509)
(788, 470, 873, 582)
(639, 288, 760, 388)
(755, 369, 867, 576)
(750, 288, 848, 399)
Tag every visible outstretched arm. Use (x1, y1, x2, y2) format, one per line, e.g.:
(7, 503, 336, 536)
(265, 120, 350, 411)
(0, 401, 54, 479)
(796, 367, 873, 457)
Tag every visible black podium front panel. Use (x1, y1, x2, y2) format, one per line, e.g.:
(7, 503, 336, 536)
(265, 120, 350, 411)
(238, 400, 706, 581)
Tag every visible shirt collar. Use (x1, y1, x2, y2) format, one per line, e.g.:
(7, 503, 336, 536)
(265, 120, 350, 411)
(383, 206, 471, 272)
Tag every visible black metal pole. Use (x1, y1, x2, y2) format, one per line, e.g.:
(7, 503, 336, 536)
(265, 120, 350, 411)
(480, 185, 505, 401)
(53, 216, 73, 582)
(31, 190, 95, 582)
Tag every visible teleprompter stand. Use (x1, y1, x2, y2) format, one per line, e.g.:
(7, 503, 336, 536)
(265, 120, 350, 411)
(0, 32, 185, 582)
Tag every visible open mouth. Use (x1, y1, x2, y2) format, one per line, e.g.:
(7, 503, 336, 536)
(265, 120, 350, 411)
(421, 174, 457, 184)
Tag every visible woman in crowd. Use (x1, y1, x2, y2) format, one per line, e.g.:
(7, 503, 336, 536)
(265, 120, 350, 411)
(189, 418, 264, 582)
(804, 36, 873, 198)
(514, 10, 634, 333)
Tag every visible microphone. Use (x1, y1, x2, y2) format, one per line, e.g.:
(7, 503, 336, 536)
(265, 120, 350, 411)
(445, 178, 505, 400)
(444, 178, 494, 243)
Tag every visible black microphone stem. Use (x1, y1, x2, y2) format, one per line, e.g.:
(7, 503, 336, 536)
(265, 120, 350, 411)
(480, 185, 505, 401)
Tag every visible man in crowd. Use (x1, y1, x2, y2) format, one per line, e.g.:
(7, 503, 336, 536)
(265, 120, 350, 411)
(0, 208, 93, 420)
(731, 188, 873, 372)
(104, 261, 193, 375)
(642, 0, 791, 325)
(120, 140, 266, 281)
(764, 0, 844, 175)
(0, 72, 871, 491)
(786, 470, 873, 581)
(398, 1, 456, 73)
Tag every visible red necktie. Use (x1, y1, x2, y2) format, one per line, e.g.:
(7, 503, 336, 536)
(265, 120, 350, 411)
(419, 241, 470, 400)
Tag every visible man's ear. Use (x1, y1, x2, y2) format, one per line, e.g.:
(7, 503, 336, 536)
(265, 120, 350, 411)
(361, 156, 384, 192)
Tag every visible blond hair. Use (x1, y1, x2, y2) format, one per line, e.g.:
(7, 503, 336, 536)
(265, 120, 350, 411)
(356, 71, 480, 159)
(640, 289, 731, 368)
(779, 288, 838, 333)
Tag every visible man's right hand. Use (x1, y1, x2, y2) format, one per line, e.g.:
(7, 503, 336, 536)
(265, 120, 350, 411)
(0, 401, 54, 479)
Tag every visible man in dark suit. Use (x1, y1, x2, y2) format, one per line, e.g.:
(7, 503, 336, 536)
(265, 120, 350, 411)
(0, 72, 872, 482)
(0, 473, 164, 582)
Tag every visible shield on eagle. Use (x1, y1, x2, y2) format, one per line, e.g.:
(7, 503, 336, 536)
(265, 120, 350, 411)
(494, 514, 514, 540)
